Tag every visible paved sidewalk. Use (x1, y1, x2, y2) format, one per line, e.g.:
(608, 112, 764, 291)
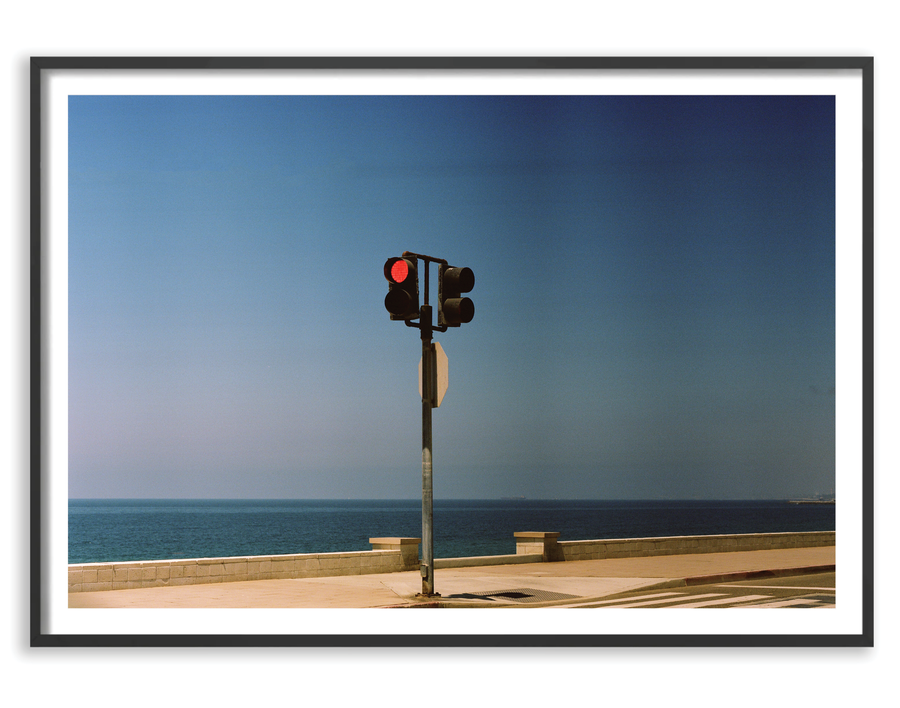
(68, 545, 835, 609)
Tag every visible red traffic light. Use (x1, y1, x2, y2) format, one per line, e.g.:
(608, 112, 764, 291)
(384, 256, 419, 320)
(385, 257, 415, 285)
(390, 259, 410, 284)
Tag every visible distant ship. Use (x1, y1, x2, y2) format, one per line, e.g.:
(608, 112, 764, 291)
(500, 496, 526, 500)
(788, 498, 835, 505)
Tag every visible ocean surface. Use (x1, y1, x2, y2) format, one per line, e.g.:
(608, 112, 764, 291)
(68, 499, 836, 564)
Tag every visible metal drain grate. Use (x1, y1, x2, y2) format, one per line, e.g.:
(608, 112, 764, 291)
(446, 587, 580, 604)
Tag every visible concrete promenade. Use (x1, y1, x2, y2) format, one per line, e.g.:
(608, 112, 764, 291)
(68, 545, 835, 608)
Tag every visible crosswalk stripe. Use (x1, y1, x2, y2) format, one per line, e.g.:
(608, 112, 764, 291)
(715, 585, 834, 592)
(739, 598, 830, 608)
(566, 590, 836, 609)
(565, 592, 684, 608)
(673, 594, 770, 608)
(608, 593, 726, 608)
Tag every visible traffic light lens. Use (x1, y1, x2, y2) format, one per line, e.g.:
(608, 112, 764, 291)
(454, 267, 475, 293)
(444, 297, 474, 325)
(391, 259, 409, 283)
(385, 289, 413, 316)
(384, 256, 419, 320)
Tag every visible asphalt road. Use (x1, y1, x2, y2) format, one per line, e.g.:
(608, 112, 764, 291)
(559, 572, 836, 608)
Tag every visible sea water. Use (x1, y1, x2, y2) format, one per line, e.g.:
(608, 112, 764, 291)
(68, 499, 836, 564)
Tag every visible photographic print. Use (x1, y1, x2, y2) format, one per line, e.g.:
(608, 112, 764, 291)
(31, 57, 873, 647)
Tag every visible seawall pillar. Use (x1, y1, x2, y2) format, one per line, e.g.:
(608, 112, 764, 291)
(514, 531, 563, 562)
(369, 537, 421, 570)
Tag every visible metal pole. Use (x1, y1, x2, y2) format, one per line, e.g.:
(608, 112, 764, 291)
(419, 304, 437, 596)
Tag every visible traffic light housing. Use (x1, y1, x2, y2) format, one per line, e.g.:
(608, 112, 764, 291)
(438, 265, 475, 326)
(384, 256, 420, 320)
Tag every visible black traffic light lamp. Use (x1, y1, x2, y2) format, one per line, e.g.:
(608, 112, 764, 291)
(384, 256, 420, 320)
(438, 265, 475, 327)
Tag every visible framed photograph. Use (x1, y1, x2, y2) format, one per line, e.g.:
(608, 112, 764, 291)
(31, 57, 873, 647)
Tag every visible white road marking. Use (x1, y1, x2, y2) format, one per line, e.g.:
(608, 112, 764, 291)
(568, 588, 836, 609)
(715, 585, 834, 592)
(673, 594, 770, 608)
(604, 593, 726, 608)
(739, 598, 830, 608)
(565, 592, 684, 608)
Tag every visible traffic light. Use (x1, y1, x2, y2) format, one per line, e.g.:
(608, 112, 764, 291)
(438, 265, 475, 326)
(384, 256, 419, 320)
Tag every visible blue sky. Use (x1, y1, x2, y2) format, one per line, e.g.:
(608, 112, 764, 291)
(67, 94, 835, 500)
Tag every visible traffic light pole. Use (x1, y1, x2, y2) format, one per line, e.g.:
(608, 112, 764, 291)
(386, 251, 472, 599)
(419, 304, 437, 597)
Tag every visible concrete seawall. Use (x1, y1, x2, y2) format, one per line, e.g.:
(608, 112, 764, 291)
(68, 530, 835, 593)
(515, 530, 836, 562)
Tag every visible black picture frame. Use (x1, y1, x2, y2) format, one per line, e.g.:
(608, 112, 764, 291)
(31, 56, 874, 648)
